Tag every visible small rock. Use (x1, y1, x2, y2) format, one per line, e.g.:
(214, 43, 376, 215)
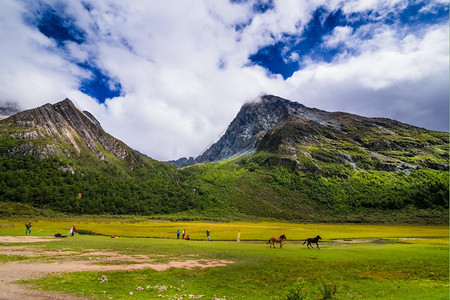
(158, 285, 167, 292)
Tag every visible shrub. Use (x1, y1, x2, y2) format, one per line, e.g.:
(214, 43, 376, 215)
(319, 282, 337, 299)
(281, 281, 311, 300)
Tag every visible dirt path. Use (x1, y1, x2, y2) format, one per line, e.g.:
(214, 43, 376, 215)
(0, 236, 233, 300)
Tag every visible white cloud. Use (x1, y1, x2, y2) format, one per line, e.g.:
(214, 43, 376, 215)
(0, 0, 448, 161)
(324, 26, 353, 48)
(340, 0, 406, 15)
(283, 23, 449, 130)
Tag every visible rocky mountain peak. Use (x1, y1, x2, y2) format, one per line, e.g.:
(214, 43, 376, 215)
(1, 98, 135, 162)
(194, 95, 337, 163)
(192, 94, 448, 173)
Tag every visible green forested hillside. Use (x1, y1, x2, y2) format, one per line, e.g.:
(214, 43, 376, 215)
(176, 116, 449, 223)
(0, 153, 193, 215)
(177, 152, 448, 223)
(0, 100, 198, 216)
(1, 144, 448, 223)
(2, 149, 447, 223)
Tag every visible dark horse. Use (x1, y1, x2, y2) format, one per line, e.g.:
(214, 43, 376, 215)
(303, 235, 322, 249)
(267, 234, 287, 248)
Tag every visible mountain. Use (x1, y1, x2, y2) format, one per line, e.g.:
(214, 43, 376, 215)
(1, 99, 140, 162)
(0, 99, 193, 215)
(195, 95, 338, 163)
(194, 95, 448, 172)
(172, 95, 448, 223)
(0, 96, 448, 223)
(168, 156, 195, 167)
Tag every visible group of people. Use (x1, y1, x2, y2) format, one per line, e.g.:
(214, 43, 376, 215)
(25, 223, 76, 236)
(26, 223, 241, 241)
(176, 229, 190, 240)
(176, 229, 241, 242)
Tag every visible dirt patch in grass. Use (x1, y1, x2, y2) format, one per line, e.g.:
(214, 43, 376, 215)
(331, 238, 396, 245)
(0, 236, 60, 243)
(0, 245, 79, 257)
(0, 236, 234, 299)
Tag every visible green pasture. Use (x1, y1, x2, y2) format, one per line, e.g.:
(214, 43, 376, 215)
(1, 219, 448, 241)
(0, 219, 448, 299)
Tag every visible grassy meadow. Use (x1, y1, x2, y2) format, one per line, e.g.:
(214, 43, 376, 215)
(0, 219, 448, 299)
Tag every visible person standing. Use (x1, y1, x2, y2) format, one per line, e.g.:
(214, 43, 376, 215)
(177, 229, 180, 239)
(206, 230, 211, 241)
(237, 231, 241, 243)
(25, 223, 31, 235)
(70, 225, 76, 236)
(182, 229, 185, 239)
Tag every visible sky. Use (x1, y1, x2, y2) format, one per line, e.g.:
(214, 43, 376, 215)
(0, 0, 448, 161)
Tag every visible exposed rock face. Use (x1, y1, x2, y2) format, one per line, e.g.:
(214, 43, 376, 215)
(193, 94, 448, 171)
(195, 95, 338, 162)
(167, 156, 195, 167)
(82, 110, 104, 131)
(1, 98, 134, 161)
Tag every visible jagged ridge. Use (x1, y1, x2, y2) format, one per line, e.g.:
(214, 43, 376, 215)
(195, 95, 338, 163)
(0, 99, 138, 163)
(192, 95, 447, 172)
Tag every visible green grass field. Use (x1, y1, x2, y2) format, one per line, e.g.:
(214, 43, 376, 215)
(1, 219, 448, 299)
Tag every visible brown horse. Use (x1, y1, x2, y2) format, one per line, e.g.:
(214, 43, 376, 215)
(267, 234, 287, 248)
(303, 235, 322, 249)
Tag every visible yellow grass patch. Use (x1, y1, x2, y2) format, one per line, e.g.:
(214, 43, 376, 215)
(0, 219, 448, 241)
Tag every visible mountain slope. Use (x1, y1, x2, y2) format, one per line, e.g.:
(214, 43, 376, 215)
(195, 95, 448, 172)
(176, 95, 448, 223)
(0, 99, 194, 215)
(0, 96, 447, 223)
(257, 111, 448, 172)
(195, 95, 339, 162)
(2, 98, 139, 162)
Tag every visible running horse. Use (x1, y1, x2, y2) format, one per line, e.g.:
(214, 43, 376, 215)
(303, 235, 322, 249)
(267, 234, 287, 248)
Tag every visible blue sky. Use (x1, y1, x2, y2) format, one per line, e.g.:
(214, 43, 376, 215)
(0, 0, 448, 160)
(250, 2, 448, 79)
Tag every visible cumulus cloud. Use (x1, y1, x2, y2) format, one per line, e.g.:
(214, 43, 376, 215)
(323, 26, 353, 48)
(0, 0, 447, 161)
(282, 23, 449, 130)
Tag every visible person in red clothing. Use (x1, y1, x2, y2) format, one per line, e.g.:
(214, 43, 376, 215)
(70, 225, 76, 236)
